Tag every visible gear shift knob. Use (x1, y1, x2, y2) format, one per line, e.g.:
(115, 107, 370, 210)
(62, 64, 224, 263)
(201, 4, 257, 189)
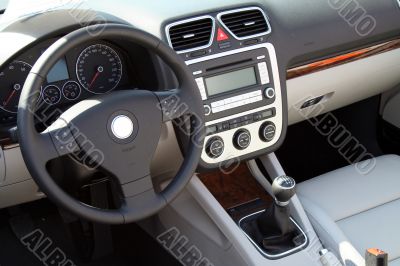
(272, 175, 296, 206)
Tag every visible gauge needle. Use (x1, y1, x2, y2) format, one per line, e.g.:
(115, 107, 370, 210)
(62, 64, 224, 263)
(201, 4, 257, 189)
(3, 89, 16, 107)
(88, 66, 104, 90)
(3, 83, 21, 107)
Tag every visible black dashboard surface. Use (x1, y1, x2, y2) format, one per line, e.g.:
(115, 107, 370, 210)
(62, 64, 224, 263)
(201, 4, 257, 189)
(1, 0, 399, 68)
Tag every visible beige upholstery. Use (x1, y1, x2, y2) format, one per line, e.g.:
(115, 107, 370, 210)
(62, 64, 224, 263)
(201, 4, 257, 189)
(297, 155, 400, 266)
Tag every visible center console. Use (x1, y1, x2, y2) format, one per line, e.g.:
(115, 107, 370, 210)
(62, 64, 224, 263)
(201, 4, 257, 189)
(186, 44, 283, 166)
(165, 6, 286, 169)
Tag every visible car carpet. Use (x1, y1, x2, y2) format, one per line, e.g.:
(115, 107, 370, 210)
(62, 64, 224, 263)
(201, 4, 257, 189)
(0, 199, 181, 266)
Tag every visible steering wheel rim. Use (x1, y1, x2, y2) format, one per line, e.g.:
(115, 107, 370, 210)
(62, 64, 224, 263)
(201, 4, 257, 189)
(17, 24, 205, 224)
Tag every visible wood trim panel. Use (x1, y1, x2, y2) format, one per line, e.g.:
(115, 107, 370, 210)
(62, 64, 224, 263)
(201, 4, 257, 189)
(287, 39, 400, 79)
(198, 163, 272, 210)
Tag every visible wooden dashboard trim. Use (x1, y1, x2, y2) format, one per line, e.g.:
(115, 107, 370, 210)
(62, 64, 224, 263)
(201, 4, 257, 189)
(198, 163, 272, 210)
(287, 39, 400, 79)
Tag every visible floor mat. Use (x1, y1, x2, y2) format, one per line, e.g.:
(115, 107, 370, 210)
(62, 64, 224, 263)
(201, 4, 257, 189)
(0, 200, 181, 266)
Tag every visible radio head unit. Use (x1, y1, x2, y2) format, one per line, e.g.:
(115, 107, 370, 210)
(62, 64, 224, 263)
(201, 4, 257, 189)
(186, 43, 284, 167)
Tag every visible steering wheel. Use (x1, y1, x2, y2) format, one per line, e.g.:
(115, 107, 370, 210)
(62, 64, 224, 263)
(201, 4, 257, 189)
(17, 24, 205, 224)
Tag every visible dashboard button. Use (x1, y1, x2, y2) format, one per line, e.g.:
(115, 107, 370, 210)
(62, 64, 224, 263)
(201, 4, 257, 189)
(206, 125, 218, 136)
(253, 113, 262, 121)
(242, 119, 252, 126)
(233, 129, 251, 150)
(244, 39, 258, 46)
(206, 137, 224, 158)
(260, 108, 275, 119)
(222, 122, 230, 130)
(230, 122, 242, 129)
(260, 122, 276, 142)
(241, 114, 253, 122)
(190, 50, 206, 58)
(229, 118, 241, 125)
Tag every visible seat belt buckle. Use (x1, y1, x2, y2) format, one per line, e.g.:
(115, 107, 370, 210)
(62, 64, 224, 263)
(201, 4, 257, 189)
(366, 248, 388, 266)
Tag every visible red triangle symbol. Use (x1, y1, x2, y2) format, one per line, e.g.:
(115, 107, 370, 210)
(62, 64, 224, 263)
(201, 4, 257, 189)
(217, 28, 229, 42)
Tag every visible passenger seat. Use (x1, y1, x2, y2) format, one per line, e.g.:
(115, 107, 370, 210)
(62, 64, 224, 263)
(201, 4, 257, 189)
(296, 155, 400, 266)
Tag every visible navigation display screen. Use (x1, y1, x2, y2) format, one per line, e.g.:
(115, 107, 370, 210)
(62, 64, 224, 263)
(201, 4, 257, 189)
(205, 67, 257, 97)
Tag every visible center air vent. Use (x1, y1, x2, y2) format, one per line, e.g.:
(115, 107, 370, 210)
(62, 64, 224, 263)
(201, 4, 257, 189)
(166, 16, 215, 53)
(218, 7, 271, 40)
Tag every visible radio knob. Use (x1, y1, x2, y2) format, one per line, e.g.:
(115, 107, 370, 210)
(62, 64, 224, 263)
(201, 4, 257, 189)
(264, 87, 275, 99)
(206, 137, 224, 158)
(204, 105, 211, 116)
(260, 122, 276, 142)
(233, 129, 251, 150)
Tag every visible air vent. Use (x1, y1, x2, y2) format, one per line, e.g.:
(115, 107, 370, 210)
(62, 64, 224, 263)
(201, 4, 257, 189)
(166, 16, 214, 53)
(218, 7, 271, 40)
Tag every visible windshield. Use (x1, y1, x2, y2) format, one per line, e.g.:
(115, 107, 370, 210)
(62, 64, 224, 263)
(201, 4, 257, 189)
(0, 0, 8, 12)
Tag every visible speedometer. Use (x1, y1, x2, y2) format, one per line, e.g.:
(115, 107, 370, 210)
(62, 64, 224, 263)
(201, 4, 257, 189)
(76, 44, 122, 94)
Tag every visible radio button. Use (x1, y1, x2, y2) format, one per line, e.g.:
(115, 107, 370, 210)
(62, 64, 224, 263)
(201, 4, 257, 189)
(212, 106, 224, 113)
(204, 105, 211, 116)
(258, 62, 270, 85)
(206, 137, 224, 158)
(260, 122, 276, 142)
(264, 87, 275, 99)
(234, 129, 251, 150)
(249, 90, 262, 97)
(195, 78, 207, 100)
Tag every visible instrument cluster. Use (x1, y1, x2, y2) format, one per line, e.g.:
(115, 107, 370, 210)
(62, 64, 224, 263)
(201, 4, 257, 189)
(0, 39, 129, 124)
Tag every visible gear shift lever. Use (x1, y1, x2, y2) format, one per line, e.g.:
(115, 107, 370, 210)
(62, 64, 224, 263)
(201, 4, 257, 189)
(257, 176, 297, 252)
(272, 175, 296, 206)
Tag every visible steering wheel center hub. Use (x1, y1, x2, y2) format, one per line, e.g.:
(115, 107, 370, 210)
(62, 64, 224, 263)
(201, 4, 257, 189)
(111, 115, 134, 139)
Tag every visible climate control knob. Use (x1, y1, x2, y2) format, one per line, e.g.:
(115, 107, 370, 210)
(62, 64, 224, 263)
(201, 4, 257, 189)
(206, 137, 224, 158)
(233, 129, 251, 150)
(260, 122, 276, 142)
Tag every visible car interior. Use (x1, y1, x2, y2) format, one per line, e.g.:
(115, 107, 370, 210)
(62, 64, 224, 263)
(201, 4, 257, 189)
(0, 0, 400, 265)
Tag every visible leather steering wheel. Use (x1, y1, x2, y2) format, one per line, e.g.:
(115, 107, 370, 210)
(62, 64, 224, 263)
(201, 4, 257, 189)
(17, 24, 205, 224)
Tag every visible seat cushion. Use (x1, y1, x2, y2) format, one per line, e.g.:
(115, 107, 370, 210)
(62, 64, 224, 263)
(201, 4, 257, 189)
(297, 155, 400, 265)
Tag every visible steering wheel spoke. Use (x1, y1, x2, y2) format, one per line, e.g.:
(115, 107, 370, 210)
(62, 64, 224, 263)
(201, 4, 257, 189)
(120, 175, 154, 198)
(45, 118, 80, 159)
(155, 90, 196, 122)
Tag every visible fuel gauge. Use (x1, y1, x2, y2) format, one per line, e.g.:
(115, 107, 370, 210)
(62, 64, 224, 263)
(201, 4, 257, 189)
(42, 85, 61, 105)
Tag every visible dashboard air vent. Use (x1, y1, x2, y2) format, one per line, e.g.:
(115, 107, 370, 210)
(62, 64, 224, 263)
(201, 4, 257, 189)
(219, 7, 270, 40)
(167, 16, 214, 53)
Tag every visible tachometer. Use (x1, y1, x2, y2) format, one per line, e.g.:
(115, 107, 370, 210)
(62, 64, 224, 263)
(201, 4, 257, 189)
(0, 61, 32, 113)
(76, 44, 122, 94)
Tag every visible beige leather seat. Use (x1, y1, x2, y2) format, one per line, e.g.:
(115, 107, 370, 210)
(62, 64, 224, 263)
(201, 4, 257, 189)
(297, 155, 400, 266)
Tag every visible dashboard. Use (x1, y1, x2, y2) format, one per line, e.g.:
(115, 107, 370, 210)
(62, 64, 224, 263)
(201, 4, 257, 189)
(0, 0, 399, 208)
